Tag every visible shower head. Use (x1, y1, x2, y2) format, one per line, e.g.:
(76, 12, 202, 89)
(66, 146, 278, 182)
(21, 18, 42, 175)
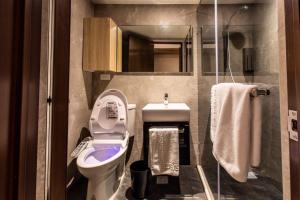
(225, 5, 249, 30)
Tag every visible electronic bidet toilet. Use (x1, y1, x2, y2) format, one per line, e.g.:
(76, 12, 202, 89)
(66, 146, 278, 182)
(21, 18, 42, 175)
(76, 89, 135, 200)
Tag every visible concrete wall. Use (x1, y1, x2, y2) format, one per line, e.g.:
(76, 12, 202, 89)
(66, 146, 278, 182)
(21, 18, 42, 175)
(68, 0, 94, 164)
(252, 2, 282, 183)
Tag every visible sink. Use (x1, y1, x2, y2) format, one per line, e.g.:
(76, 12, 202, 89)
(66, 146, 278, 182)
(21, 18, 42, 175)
(142, 103, 190, 122)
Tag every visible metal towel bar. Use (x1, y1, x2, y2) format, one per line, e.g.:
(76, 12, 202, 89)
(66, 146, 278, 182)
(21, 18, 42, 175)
(149, 126, 185, 134)
(250, 88, 271, 97)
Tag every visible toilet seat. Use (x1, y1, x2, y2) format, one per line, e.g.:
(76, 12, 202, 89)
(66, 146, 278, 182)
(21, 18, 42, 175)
(77, 130, 129, 167)
(89, 89, 128, 140)
(77, 142, 127, 168)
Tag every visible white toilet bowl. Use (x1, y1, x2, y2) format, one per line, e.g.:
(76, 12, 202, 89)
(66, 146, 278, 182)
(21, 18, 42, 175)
(76, 89, 135, 200)
(77, 138, 128, 200)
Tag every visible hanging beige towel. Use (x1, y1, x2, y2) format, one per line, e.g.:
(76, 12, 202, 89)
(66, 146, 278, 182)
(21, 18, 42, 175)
(149, 128, 179, 176)
(210, 83, 262, 182)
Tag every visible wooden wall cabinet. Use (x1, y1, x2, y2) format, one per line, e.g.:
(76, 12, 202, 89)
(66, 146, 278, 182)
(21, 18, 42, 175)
(83, 17, 122, 72)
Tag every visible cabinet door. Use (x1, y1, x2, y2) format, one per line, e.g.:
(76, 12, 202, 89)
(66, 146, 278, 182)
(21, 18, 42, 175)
(83, 17, 121, 72)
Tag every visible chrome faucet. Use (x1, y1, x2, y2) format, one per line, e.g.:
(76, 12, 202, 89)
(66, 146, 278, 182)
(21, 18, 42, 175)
(164, 93, 169, 105)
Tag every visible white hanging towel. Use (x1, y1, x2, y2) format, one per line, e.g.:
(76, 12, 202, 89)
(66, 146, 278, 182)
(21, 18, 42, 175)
(210, 83, 262, 182)
(149, 127, 179, 176)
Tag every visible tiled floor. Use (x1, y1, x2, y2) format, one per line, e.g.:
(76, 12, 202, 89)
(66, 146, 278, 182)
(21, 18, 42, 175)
(202, 166, 283, 200)
(66, 164, 283, 200)
(113, 166, 208, 200)
(67, 165, 208, 200)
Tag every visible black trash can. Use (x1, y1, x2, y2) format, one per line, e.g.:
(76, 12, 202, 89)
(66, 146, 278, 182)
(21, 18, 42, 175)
(130, 160, 151, 199)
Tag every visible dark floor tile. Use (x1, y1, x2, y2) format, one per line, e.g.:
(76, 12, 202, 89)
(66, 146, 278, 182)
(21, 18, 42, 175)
(67, 166, 207, 200)
(202, 165, 283, 200)
(113, 166, 207, 200)
(67, 176, 88, 200)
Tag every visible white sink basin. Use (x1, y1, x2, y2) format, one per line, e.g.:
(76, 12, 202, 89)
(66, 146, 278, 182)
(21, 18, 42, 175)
(142, 103, 190, 122)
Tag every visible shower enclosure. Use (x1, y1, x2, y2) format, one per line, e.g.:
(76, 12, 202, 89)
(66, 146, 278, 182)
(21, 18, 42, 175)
(198, 0, 283, 199)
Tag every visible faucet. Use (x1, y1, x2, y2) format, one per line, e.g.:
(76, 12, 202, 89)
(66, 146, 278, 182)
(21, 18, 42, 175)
(164, 93, 169, 106)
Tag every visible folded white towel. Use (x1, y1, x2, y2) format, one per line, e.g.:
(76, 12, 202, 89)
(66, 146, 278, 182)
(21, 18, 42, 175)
(210, 83, 262, 182)
(149, 128, 179, 176)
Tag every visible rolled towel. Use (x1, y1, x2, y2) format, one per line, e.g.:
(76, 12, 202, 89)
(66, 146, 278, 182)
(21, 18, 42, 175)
(250, 95, 262, 167)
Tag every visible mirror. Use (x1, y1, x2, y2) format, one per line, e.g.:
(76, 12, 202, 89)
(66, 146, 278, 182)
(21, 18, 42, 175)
(119, 25, 193, 73)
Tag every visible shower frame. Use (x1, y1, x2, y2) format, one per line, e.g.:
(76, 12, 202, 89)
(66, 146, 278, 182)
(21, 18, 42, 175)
(208, 1, 293, 200)
(45, 0, 71, 200)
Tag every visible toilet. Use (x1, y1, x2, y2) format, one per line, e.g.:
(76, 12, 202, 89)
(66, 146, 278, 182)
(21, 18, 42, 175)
(77, 89, 136, 200)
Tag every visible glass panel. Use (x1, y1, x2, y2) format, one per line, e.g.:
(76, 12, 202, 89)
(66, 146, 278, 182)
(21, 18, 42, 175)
(202, 24, 255, 75)
(200, 1, 283, 199)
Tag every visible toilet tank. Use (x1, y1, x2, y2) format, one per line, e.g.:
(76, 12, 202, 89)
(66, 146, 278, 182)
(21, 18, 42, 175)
(127, 104, 136, 137)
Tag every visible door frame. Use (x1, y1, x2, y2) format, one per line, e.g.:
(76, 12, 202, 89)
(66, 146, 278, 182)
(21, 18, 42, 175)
(48, 0, 71, 200)
(0, 0, 42, 199)
(285, 0, 300, 199)
(46, 0, 300, 200)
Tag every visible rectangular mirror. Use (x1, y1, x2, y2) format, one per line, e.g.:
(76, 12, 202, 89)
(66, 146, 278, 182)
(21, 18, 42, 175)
(120, 25, 193, 73)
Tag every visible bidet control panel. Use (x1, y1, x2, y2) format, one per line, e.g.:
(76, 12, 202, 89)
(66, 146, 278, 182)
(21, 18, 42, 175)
(71, 137, 91, 158)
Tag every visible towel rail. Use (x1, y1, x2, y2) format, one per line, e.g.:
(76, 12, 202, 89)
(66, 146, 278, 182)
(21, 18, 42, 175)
(250, 88, 271, 97)
(148, 126, 185, 134)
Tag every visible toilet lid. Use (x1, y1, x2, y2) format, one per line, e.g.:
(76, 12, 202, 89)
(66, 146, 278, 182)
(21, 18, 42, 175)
(89, 89, 128, 140)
